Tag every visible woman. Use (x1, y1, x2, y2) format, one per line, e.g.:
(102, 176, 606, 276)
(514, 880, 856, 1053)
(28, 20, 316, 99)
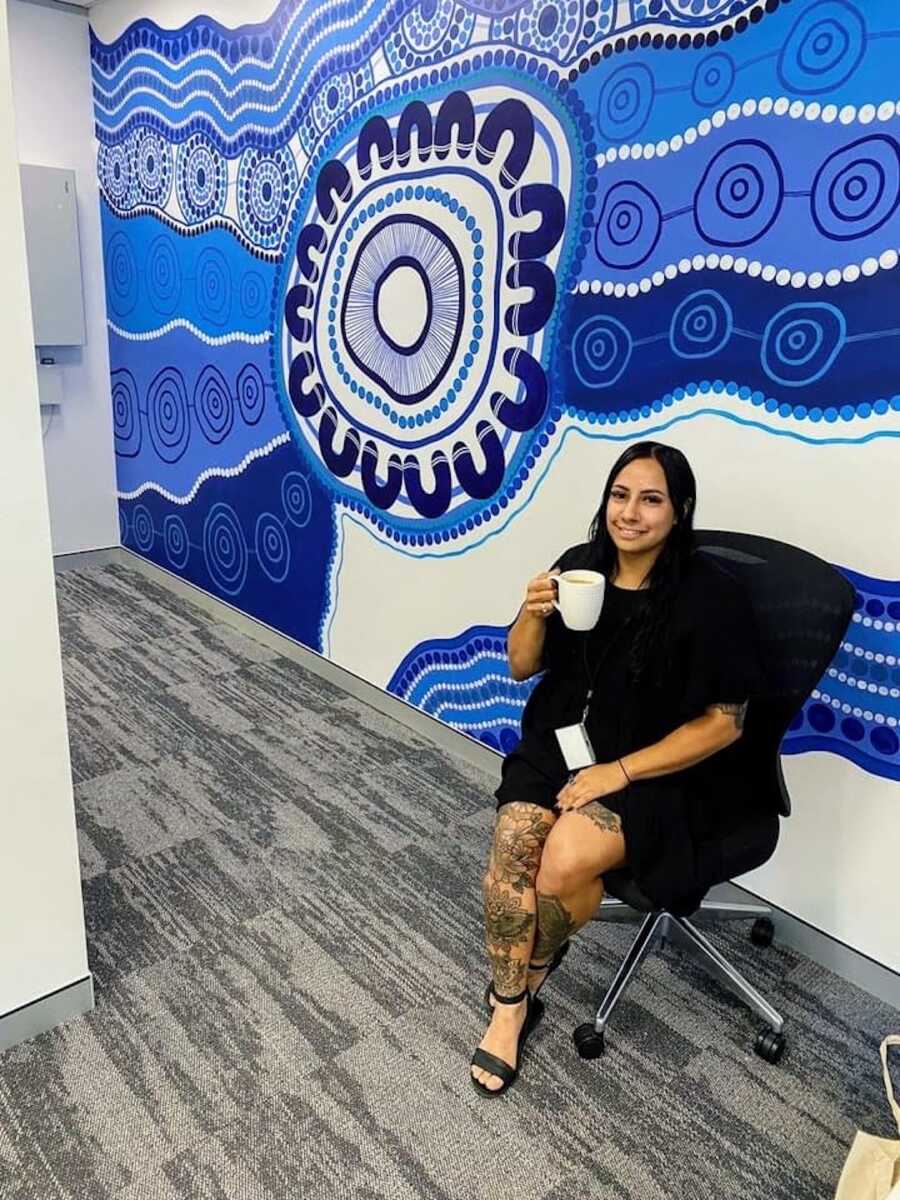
(470, 441, 771, 1096)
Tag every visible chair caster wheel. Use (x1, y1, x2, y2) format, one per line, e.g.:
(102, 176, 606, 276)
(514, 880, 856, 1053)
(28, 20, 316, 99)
(755, 1026, 786, 1064)
(573, 1023, 605, 1059)
(750, 917, 775, 947)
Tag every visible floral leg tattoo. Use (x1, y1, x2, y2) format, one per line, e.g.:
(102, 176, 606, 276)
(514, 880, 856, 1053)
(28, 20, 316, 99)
(578, 801, 623, 836)
(532, 893, 577, 964)
(483, 804, 554, 998)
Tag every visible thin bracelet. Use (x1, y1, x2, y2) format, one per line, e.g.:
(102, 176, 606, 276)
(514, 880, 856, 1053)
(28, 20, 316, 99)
(617, 757, 632, 785)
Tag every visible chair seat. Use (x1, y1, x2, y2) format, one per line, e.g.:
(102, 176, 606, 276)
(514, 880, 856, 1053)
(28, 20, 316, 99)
(602, 811, 780, 915)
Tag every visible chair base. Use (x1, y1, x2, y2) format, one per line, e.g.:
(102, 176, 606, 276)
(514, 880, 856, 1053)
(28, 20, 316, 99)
(592, 897, 785, 1036)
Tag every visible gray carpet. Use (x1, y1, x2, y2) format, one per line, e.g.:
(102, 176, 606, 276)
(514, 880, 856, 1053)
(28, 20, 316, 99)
(0, 559, 897, 1200)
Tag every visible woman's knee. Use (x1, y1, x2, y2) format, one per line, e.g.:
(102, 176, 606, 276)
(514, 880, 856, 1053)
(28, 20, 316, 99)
(489, 802, 554, 885)
(535, 844, 587, 896)
(537, 822, 617, 894)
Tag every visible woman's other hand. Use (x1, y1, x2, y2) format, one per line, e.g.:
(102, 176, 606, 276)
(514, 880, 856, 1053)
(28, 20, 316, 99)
(554, 763, 628, 811)
(524, 569, 561, 621)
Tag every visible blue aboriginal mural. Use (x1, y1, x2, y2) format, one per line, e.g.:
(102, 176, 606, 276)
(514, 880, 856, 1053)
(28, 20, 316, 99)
(92, 0, 900, 784)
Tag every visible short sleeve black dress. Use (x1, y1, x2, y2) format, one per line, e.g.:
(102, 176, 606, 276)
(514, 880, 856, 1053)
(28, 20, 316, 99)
(495, 542, 777, 915)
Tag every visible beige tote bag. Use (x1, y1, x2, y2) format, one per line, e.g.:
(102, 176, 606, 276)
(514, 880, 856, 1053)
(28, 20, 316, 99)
(834, 1036, 900, 1200)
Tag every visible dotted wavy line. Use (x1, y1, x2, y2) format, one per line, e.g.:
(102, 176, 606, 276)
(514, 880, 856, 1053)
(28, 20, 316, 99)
(566, 1, 806, 85)
(559, 380, 900, 430)
(811, 687, 899, 729)
(574, 249, 900, 298)
(595, 96, 900, 168)
(851, 611, 899, 633)
(826, 667, 900, 699)
(397, 649, 507, 699)
(96, 7, 385, 139)
(93, 0, 392, 86)
(117, 433, 290, 504)
(100, 197, 282, 263)
(842, 641, 899, 668)
(446, 715, 518, 733)
(432, 693, 528, 721)
(108, 319, 271, 345)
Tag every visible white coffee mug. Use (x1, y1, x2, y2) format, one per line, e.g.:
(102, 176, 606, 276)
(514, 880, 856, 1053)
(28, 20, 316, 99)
(553, 569, 605, 631)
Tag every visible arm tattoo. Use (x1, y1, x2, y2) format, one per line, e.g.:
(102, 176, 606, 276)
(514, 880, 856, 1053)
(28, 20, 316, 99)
(577, 802, 623, 836)
(712, 700, 748, 731)
(484, 883, 534, 952)
(533, 894, 577, 963)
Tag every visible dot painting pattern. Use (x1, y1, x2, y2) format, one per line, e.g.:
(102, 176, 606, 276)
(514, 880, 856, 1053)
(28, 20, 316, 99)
(93, 0, 900, 780)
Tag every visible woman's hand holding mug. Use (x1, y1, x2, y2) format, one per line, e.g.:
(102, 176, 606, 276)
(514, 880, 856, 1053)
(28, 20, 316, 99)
(524, 569, 561, 620)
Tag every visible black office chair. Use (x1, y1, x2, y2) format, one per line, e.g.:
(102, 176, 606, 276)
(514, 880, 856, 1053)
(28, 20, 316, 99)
(577, 531, 856, 1065)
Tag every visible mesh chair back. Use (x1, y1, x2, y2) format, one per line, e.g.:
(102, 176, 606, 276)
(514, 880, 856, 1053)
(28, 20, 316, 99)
(693, 531, 855, 817)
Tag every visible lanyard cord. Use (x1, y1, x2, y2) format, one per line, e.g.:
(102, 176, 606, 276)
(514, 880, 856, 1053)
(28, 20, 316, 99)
(575, 566, 653, 726)
(579, 611, 640, 725)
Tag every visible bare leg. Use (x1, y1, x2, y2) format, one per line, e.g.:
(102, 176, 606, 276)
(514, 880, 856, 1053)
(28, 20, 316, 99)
(472, 802, 556, 1092)
(532, 801, 627, 968)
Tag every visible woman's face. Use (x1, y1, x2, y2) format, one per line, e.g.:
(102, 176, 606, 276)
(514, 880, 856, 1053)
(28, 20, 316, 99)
(605, 457, 678, 557)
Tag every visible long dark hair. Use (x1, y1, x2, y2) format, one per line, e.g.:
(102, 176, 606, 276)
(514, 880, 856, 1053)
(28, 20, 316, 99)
(588, 441, 697, 681)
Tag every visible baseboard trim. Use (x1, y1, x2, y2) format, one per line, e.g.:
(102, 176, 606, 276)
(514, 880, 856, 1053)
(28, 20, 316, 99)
(54, 546, 120, 574)
(0, 975, 94, 1054)
(114, 548, 900, 1013)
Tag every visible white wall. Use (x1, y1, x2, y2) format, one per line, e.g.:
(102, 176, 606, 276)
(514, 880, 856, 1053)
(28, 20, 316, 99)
(0, 0, 90, 1021)
(332, 417, 900, 977)
(8, 0, 118, 556)
(89, 0, 277, 41)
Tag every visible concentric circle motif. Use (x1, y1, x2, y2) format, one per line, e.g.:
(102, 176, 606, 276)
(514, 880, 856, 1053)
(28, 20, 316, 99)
(193, 365, 234, 444)
(669, 290, 733, 359)
(133, 505, 155, 553)
(147, 235, 182, 316)
(595, 181, 662, 269)
(111, 368, 141, 458)
(175, 134, 227, 224)
(240, 272, 267, 320)
(761, 302, 847, 388)
(659, 0, 738, 15)
(203, 503, 248, 597)
(299, 62, 376, 157)
(105, 232, 139, 317)
(691, 52, 735, 107)
(811, 135, 900, 241)
(132, 127, 173, 207)
(98, 141, 136, 209)
(146, 366, 191, 462)
(777, 0, 866, 95)
(341, 214, 465, 404)
(237, 363, 266, 425)
(493, 0, 615, 63)
(597, 63, 655, 144)
(255, 512, 291, 583)
(237, 145, 299, 250)
(694, 140, 784, 248)
(384, 0, 476, 74)
(278, 89, 569, 548)
(311, 70, 355, 137)
(281, 471, 313, 529)
(195, 247, 232, 327)
(571, 315, 633, 388)
(163, 514, 191, 570)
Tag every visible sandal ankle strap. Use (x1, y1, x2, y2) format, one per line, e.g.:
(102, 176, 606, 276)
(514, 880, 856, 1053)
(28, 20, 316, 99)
(492, 986, 529, 1006)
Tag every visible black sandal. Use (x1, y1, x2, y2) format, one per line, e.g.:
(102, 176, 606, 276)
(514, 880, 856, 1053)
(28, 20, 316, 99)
(483, 939, 570, 1014)
(470, 988, 537, 1098)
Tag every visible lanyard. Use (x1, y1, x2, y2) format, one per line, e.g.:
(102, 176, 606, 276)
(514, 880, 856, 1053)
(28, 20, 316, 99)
(579, 610, 640, 725)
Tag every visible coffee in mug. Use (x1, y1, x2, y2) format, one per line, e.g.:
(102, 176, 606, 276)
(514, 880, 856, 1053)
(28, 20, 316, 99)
(553, 570, 605, 631)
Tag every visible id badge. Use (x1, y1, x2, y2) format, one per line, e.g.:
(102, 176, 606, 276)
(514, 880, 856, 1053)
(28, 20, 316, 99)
(554, 722, 597, 771)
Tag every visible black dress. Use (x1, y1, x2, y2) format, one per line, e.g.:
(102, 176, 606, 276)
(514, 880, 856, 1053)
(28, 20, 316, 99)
(495, 542, 777, 915)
